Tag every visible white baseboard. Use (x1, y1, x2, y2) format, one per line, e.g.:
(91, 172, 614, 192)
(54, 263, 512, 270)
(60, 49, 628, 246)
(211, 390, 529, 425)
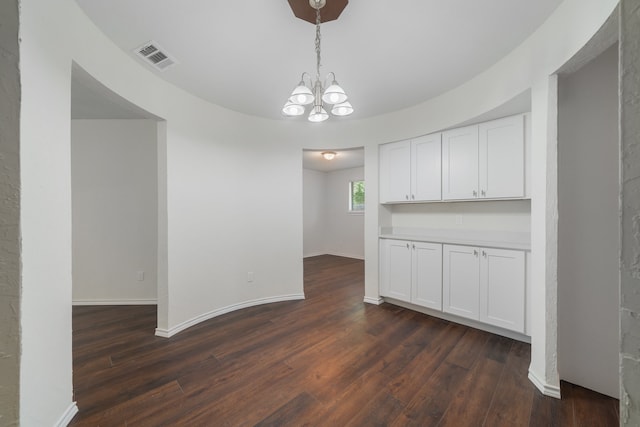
(363, 296, 384, 305)
(528, 370, 561, 399)
(155, 293, 305, 338)
(304, 252, 365, 260)
(326, 252, 365, 260)
(55, 402, 78, 427)
(303, 252, 327, 258)
(72, 299, 157, 306)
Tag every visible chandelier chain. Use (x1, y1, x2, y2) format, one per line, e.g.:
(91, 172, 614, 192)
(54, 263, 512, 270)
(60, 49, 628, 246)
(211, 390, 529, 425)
(315, 5, 322, 83)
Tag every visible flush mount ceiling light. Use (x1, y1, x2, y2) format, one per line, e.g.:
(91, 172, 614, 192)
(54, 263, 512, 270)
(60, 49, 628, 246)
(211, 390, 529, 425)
(321, 151, 337, 160)
(282, 0, 353, 122)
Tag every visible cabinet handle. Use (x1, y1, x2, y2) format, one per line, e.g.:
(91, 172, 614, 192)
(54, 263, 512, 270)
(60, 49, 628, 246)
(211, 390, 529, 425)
(406, 243, 410, 249)
(405, 194, 409, 200)
(412, 244, 415, 249)
(482, 250, 487, 257)
(411, 194, 415, 200)
(473, 190, 477, 197)
(481, 190, 486, 197)
(474, 249, 478, 256)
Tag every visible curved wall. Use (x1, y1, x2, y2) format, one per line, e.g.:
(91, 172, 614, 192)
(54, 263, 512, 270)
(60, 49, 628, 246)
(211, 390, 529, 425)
(18, 0, 617, 424)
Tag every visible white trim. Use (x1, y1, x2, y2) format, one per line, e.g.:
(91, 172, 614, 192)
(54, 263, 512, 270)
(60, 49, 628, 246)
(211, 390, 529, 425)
(304, 252, 365, 260)
(72, 299, 157, 306)
(363, 296, 384, 305)
(303, 252, 327, 258)
(55, 402, 78, 427)
(528, 369, 561, 399)
(155, 294, 305, 338)
(326, 252, 365, 260)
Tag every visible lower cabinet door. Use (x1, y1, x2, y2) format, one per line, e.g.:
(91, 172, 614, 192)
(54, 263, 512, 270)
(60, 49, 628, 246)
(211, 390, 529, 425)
(443, 244, 480, 320)
(412, 242, 442, 310)
(479, 247, 525, 332)
(380, 239, 412, 302)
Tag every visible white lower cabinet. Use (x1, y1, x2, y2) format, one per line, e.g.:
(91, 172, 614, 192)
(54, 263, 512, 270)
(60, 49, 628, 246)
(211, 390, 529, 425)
(380, 239, 442, 310)
(443, 244, 525, 333)
(442, 245, 481, 320)
(479, 247, 525, 333)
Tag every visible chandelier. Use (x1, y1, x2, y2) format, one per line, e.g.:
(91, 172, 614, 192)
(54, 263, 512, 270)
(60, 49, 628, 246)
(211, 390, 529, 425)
(282, 0, 353, 122)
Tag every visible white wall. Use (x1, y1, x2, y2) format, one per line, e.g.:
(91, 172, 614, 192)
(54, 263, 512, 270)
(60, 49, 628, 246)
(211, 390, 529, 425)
(557, 44, 619, 398)
(71, 119, 158, 304)
(390, 200, 531, 233)
(303, 168, 327, 257)
(303, 166, 365, 260)
(325, 167, 365, 259)
(15, 0, 618, 423)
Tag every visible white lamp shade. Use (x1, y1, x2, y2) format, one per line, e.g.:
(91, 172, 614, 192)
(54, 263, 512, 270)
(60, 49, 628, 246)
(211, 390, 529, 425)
(308, 106, 329, 122)
(331, 101, 354, 116)
(322, 84, 348, 104)
(289, 84, 314, 105)
(282, 101, 305, 116)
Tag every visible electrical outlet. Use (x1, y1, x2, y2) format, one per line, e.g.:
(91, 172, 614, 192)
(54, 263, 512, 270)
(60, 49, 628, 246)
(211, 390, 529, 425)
(247, 272, 254, 283)
(137, 271, 145, 281)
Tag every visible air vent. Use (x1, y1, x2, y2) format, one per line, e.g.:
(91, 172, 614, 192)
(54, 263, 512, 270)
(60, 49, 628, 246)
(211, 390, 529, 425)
(133, 41, 177, 72)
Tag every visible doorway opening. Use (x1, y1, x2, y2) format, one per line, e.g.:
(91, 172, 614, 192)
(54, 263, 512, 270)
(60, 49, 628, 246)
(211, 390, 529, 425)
(302, 147, 365, 294)
(70, 63, 167, 326)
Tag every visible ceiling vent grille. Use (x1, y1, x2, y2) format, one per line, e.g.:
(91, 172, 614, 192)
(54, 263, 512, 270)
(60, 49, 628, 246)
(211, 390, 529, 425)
(133, 41, 177, 71)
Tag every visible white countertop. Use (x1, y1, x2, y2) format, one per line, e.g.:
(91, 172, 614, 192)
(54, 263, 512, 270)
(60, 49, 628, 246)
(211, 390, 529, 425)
(379, 227, 531, 251)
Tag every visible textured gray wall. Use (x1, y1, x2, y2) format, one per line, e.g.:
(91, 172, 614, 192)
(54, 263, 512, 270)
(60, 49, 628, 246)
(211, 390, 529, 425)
(620, 0, 640, 425)
(0, 0, 21, 425)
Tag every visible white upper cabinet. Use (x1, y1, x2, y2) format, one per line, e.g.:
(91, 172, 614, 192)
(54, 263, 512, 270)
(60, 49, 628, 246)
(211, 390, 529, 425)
(380, 114, 527, 203)
(442, 125, 480, 200)
(411, 134, 442, 201)
(380, 134, 442, 203)
(479, 115, 525, 198)
(380, 140, 411, 203)
(442, 114, 526, 201)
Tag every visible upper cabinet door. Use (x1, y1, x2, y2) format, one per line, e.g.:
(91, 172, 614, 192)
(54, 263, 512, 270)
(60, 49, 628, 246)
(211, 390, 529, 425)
(380, 140, 411, 203)
(442, 125, 479, 200)
(411, 133, 442, 201)
(479, 115, 525, 198)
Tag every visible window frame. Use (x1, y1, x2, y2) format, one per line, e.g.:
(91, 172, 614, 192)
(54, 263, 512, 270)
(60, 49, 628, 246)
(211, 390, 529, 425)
(349, 180, 365, 214)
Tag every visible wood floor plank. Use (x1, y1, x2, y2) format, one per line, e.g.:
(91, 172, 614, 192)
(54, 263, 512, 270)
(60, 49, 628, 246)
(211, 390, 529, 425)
(391, 361, 469, 427)
(483, 340, 535, 426)
(437, 357, 505, 427)
(68, 255, 619, 426)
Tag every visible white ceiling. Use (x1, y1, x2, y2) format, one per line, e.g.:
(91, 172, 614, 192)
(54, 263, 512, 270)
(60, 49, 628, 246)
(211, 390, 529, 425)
(74, 0, 562, 121)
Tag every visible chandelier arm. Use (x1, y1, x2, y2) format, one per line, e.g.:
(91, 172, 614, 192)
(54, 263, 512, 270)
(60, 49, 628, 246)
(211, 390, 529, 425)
(324, 71, 336, 87)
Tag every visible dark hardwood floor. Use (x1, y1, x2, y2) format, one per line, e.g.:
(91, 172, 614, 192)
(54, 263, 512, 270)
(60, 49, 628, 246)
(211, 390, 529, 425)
(70, 255, 619, 426)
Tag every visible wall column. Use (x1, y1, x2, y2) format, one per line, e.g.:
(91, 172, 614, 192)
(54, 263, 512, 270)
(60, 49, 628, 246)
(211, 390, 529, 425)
(0, 0, 21, 422)
(620, 0, 640, 424)
(529, 75, 561, 398)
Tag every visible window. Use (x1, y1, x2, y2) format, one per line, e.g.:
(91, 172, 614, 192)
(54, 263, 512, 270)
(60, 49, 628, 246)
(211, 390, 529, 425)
(349, 180, 365, 212)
